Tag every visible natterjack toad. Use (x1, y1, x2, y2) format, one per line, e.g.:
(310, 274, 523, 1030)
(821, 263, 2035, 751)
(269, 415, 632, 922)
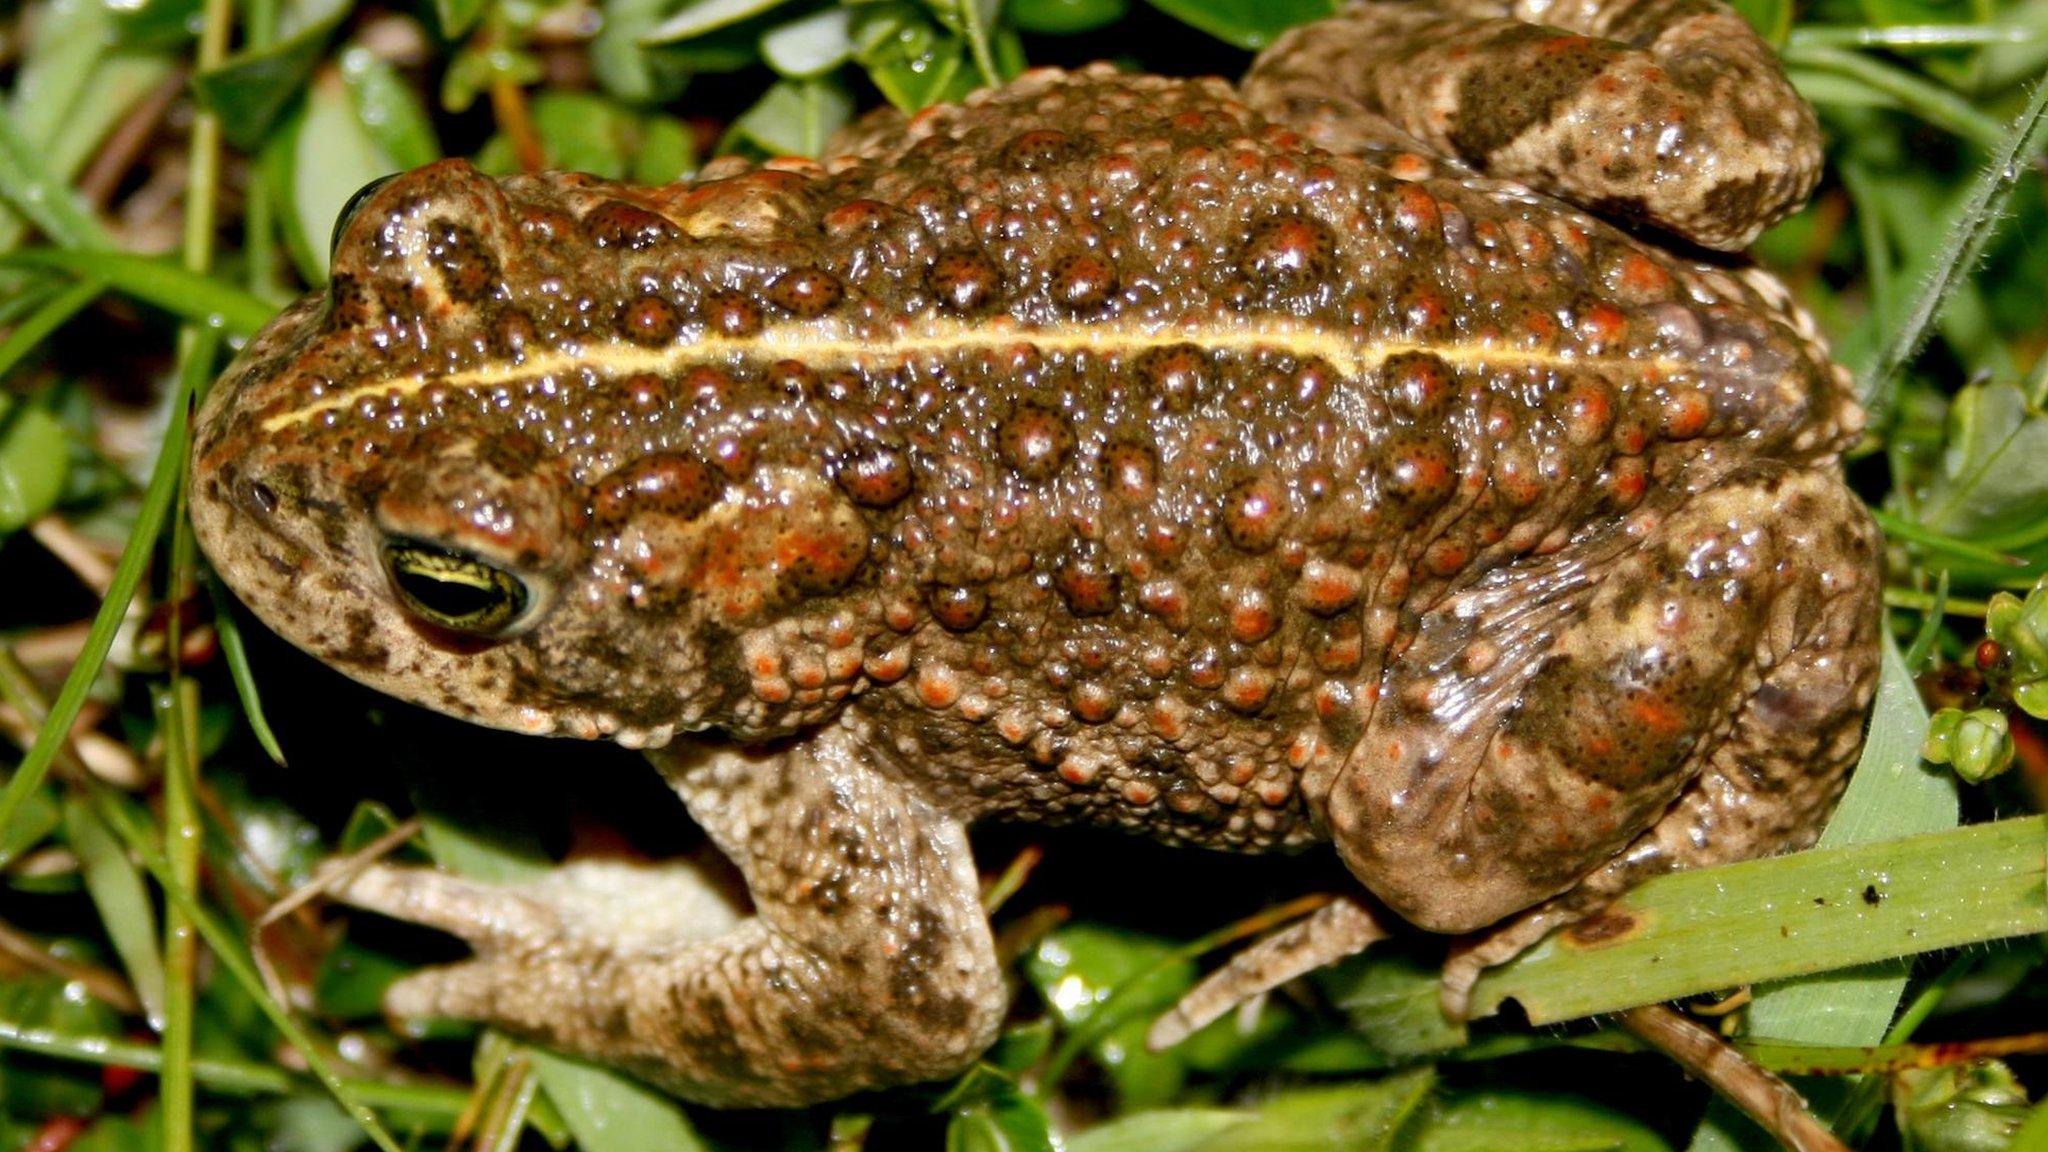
(190, 0, 1880, 1107)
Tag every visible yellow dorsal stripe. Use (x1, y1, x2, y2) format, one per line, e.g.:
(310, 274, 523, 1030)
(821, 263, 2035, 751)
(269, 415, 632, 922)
(261, 318, 1685, 433)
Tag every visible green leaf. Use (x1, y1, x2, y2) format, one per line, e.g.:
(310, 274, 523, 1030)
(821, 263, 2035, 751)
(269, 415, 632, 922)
(108, 0, 205, 48)
(631, 116, 696, 185)
(13, 0, 121, 146)
(338, 47, 441, 171)
(63, 794, 168, 1029)
(415, 787, 552, 885)
(0, 395, 71, 532)
(525, 1046, 710, 1152)
(1894, 1063, 2031, 1152)
(1066, 1110, 1249, 1152)
(1007, 0, 1128, 35)
(1784, 45, 2005, 148)
(1412, 1090, 1672, 1152)
(643, 0, 797, 43)
(2008, 1097, 2048, 1151)
(440, 42, 544, 115)
(1137, 0, 1335, 49)
(852, 4, 979, 111)
(1726, 0, 1791, 44)
(591, 0, 697, 101)
(947, 1082, 1058, 1152)
(1209, 1071, 1436, 1152)
(982, 1017, 1055, 1076)
(1025, 924, 1195, 1108)
(254, 1094, 366, 1152)
(436, 0, 492, 37)
(273, 68, 404, 284)
(728, 76, 855, 158)
(0, 250, 275, 335)
(190, 0, 352, 150)
(1917, 383, 2048, 541)
(1319, 942, 1469, 1061)
(1808, 634, 1956, 854)
(761, 6, 855, 76)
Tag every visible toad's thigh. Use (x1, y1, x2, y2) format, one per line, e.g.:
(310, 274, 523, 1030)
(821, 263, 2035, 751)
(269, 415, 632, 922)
(1324, 462, 1879, 934)
(1244, 0, 1819, 249)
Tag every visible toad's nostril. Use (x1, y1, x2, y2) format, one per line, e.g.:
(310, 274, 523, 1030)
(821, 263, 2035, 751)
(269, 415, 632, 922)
(248, 480, 279, 515)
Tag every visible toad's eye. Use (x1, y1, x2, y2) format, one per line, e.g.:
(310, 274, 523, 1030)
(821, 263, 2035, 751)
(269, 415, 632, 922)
(331, 173, 400, 257)
(383, 541, 533, 637)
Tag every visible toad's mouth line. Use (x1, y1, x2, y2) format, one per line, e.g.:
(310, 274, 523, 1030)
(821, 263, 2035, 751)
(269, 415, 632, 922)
(260, 317, 1691, 433)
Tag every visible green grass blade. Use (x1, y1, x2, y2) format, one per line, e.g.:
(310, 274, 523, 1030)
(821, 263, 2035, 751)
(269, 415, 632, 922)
(1785, 44, 2008, 147)
(0, 330, 213, 870)
(0, 1015, 471, 1118)
(1466, 816, 2039, 1024)
(62, 792, 167, 1028)
(1789, 24, 2035, 49)
(0, 249, 275, 336)
(208, 581, 287, 765)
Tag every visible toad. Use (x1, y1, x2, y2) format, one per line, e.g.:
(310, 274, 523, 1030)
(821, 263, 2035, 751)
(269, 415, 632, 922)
(190, 0, 1880, 1106)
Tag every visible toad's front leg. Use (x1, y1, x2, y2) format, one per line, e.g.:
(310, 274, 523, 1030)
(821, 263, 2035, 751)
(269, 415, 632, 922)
(333, 725, 1006, 1107)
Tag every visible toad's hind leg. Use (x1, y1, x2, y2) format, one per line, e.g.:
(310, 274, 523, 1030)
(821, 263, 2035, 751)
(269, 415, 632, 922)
(332, 728, 1006, 1107)
(1244, 0, 1821, 249)
(1325, 464, 1880, 953)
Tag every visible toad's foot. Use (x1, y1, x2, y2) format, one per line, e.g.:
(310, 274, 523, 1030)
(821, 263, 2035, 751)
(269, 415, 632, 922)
(331, 728, 1007, 1108)
(1147, 895, 1391, 1052)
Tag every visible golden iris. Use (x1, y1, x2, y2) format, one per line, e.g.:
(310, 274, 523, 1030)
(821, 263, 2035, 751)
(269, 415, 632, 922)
(383, 541, 529, 636)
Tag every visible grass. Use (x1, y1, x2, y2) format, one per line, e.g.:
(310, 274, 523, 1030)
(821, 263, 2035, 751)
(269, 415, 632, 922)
(1, 0, 2047, 1149)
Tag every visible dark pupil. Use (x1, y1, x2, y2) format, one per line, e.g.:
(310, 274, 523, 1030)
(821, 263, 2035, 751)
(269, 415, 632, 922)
(393, 567, 507, 623)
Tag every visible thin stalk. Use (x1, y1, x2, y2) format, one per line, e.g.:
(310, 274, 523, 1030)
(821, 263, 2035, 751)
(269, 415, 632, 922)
(1884, 587, 1991, 617)
(1858, 71, 2048, 418)
(155, 678, 203, 1152)
(1869, 508, 2032, 568)
(161, 0, 232, 1139)
(0, 276, 106, 381)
